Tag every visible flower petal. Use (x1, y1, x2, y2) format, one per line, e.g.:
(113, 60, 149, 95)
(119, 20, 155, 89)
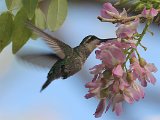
(84, 93, 95, 99)
(114, 102, 123, 116)
(94, 99, 106, 118)
(103, 2, 119, 14)
(112, 65, 124, 78)
(150, 8, 158, 17)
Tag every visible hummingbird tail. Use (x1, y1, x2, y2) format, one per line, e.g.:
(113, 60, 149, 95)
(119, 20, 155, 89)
(40, 60, 62, 92)
(40, 71, 61, 92)
(40, 79, 52, 92)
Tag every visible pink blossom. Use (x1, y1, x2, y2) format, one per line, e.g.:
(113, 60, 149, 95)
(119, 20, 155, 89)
(101, 3, 127, 19)
(85, 68, 146, 117)
(112, 81, 120, 92)
(101, 2, 119, 19)
(141, 7, 158, 18)
(85, 81, 101, 89)
(123, 90, 134, 104)
(84, 93, 95, 99)
(112, 64, 124, 78)
(130, 58, 145, 83)
(123, 83, 144, 104)
(116, 18, 139, 38)
(132, 83, 145, 99)
(112, 94, 123, 115)
(85, 2, 159, 118)
(114, 102, 123, 116)
(119, 78, 129, 90)
(94, 99, 106, 118)
(96, 41, 126, 68)
(144, 63, 157, 84)
(89, 64, 105, 75)
(84, 74, 104, 99)
(130, 57, 157, 87)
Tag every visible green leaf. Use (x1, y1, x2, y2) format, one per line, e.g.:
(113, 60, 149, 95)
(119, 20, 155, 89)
(22, 0, 38, 19)
(35, 8, 46, 29)
(12, 8, 32, 54)
(0, 12, 13, 52)
(47, 0, 68, 31)
(5, 0, 22, 10)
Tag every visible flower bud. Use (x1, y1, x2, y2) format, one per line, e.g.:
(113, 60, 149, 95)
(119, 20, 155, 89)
(126, 72, 134, 83)
(139, 58, 147, 67)
(130, 57, 136, 64)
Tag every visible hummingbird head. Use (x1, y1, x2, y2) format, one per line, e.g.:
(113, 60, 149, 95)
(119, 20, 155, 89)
(80, 35, 100, 45)
(77, 35, 116, 59)
(80, 35, 113, 46)
(79, 35, 108, 53)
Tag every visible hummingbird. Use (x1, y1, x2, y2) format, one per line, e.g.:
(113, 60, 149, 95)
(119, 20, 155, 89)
(25, 22, 115, 92)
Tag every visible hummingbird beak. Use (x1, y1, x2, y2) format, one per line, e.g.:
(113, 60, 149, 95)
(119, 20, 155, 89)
(99, 38, 117, 43)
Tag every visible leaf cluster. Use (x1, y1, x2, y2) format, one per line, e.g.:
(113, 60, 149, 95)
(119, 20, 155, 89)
(0, 0, 68, 53)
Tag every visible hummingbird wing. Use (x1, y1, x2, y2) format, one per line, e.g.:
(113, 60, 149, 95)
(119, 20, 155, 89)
(16, 47, 60, 68)
(17, 53, 59, 68)
(26, 21, 72, 59)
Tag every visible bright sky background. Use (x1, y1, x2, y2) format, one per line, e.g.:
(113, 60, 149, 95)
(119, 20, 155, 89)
(0, 1, 160, 120)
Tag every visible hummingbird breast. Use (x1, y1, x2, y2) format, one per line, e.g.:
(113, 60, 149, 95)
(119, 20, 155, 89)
(61, 52, 84, 78)
(47, 51, 84, 80)
(47, 44, 95, 81)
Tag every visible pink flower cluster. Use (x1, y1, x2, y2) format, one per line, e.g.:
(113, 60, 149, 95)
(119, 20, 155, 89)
(85, 2, 158, 118)
(141, 7, 158, 18)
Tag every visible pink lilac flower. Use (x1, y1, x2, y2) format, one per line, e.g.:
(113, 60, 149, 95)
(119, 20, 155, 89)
(114, 102, 123, 116)
(84, 80, 101, 99)
(94, 99, 106, 118)
(130, 57, 157, 87)
(86, 2, 158, 118)
(101, 2, 127, 19)
(95, 40, 126, 68)
(132, 82, 145, 99)
(112, 64, 124, 78)
(143, 63, 157, 84)
(141, 7, 158, 18)
(89, 64, 105, 75)
(112, 94, 123, 116)
(123, 82, 145, 104)
(85, 69, 145, 117)
(101, 2, 119, 19)
(95, 39, 137, 69)
(116, 18, 139, 38)
(85, 54, 148, 117)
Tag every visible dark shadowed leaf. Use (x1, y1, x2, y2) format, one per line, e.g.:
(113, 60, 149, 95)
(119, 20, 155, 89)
(47, 0, 68, 31)
(22, 0, 38, 19)
(35, 8, 46, 29)
(0, 12, 13, 52)
(12, 8, 32, 54)
(5, 0, 22, 10)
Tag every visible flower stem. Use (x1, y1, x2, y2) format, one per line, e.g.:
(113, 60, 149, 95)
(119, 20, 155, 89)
(97, 14, 142, 24)
(124, 19, 152, 65)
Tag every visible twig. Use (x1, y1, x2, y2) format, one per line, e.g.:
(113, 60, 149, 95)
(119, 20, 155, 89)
(97, 14, 142, 24)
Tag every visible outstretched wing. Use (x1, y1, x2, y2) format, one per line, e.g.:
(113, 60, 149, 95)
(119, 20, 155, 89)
(26, 21, 72, 59)
(16, 46, 60, 68)
(17, 53, 59, 68)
